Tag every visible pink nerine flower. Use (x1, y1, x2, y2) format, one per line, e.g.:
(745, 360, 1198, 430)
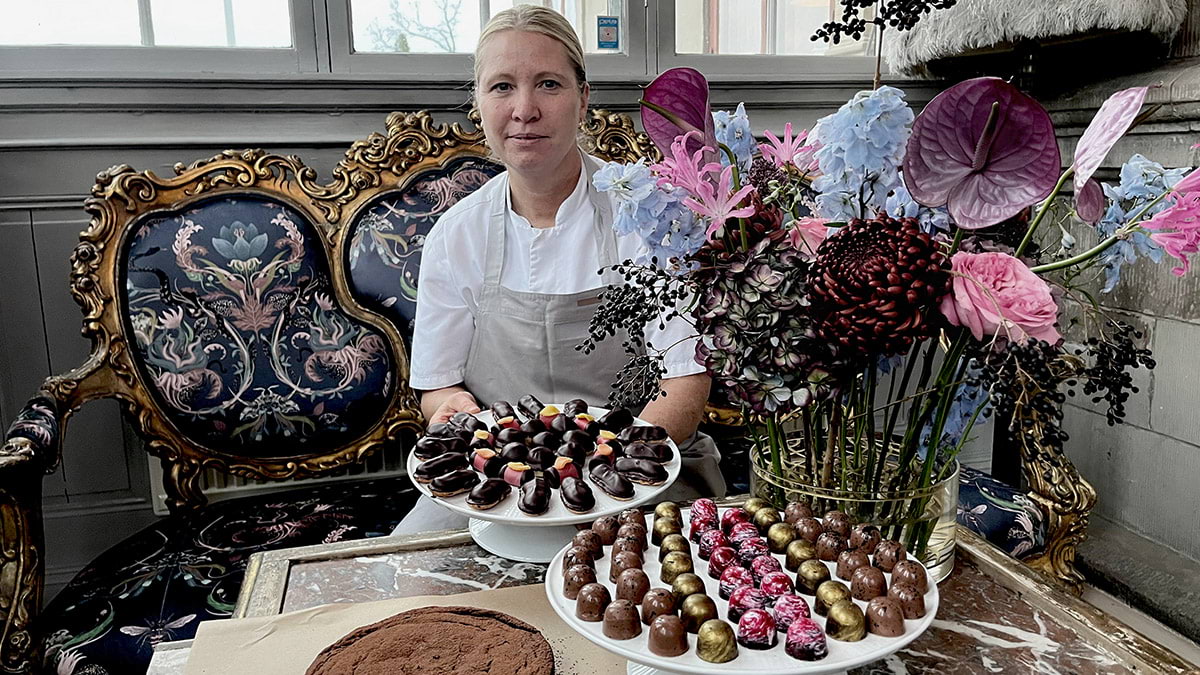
(650, 130, 721, 196)
(940, 251, 1061, 344)
(1144, 191, 1200, 275)
(787, 217, 828, 257)
(684, 165, 756, 238)
(759, 123, 810, 170)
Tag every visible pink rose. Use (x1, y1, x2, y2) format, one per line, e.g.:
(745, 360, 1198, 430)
(787, 217, 828, 258)
(940, 251, 1061, 344)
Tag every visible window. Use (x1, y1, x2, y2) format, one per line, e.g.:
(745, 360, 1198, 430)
(674, 0, 873, 57)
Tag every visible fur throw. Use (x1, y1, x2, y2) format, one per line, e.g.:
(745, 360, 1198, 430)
(883, 0, 1189, 73)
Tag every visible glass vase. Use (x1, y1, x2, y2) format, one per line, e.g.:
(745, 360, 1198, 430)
(749, 436, 959, 583)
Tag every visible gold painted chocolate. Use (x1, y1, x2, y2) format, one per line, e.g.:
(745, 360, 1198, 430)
(660, 551, 694, 584)
(671, 573, 706, 607)
(680, 593, 719, 633)
(696, 619, 739, 663)
(796, 559, 831, 595)
(652, 516, 683, 546)
(654, 501, 682, 522)
(785, 539, 818, 571)
(658, 534, 691, 561)
(825, 599, 867, 642)
(767, 522, 796, 554)
(815, 580, 852, 616)
(741, 497, 771, 516)
(752, 507, 782, 533)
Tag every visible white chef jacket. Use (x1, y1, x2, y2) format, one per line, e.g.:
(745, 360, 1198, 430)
(409, 155, 704, 392)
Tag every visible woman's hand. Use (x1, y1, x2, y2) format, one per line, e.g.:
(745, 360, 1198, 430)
(421, 387, 482, 427)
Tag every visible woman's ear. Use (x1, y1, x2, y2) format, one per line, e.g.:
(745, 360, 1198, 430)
(579, 82, 591, 123)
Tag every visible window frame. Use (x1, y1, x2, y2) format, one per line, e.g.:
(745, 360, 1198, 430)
(0, 0, 320, 75)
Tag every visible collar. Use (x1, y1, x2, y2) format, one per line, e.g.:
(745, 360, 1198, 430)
(504, 150, 590, 229)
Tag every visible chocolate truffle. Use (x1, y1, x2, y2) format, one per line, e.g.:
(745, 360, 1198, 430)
(796, 559, 831, 595)
(822, 510, 852, 538)
(572, 530, 604, 560)
(696, 619, 739, 664)
(688, 516, 717, 543)
(654, 501, 682, 522)
(784, 501, 814, 524)
(616, 523, 648, 551)
(602, 599, 642, 640)
(728, 522, 761, 548)
(866, 596, 906, 637)
(680, 593, 719, 633)
(825, 599, 867, 642)
(690, 498, 718, 523)
(671, 573, 706, 608)
(648, 615, 689, 657)
(641, 588, 676, 626)
(720, 508, 752, 534)
(888, 582, 927, 619)
(759, 571, 795, 601)
(814, 580, 852, 616)
(609, 550, 644, 583)
(563, 564, 597, 600)
(772, 593, 811, 632)
(698, 529, 729, 559)
(785, 617, 828, 661)
(785, 539, 818, 571)
(658, 533, 691, 562)
(618, 508, 645, 528)
(707, 546, 739, 579)
(795, 517, 824, 543)
(727, 586, 770, 623)
(592, 515, 620, 545)
(850, 565, 887, 601)
(767, 522, 797, 554)
(873, 539, 907, 573)
(849, 523, 882, 554)
(891, 559, 928, 594)
(575, 582, 610, 622)
(741, 496, 772, 516)
(652, 516, 683, 546)
(750, 554, 783, 584)
(616, 568, 651, 604)
(561, 545, 594, 573)
(816, 531, 848, 562)
(719, 566, 755, 600)
(753, 507, 782, 534)
(612, 536, 643, 560)
(660, 551, 694, 584)
(736, 539, 771, 566)
(736, 608, 777, 649)
(836, 548, 871, 581)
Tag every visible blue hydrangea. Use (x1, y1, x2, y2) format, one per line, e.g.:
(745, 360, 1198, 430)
(594, 163, 705, 272)
(640, 197, 707, 271)
(1095, 154, 1190, 292)
(713, 102, 754, 174)
(810, 86, 914, 221)
(885, 180, 952, 235)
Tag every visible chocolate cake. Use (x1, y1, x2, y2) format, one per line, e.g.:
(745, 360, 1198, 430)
(305, 606, 554, 675)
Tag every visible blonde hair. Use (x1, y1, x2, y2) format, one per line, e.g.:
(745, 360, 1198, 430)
(473, 5, 587, 90)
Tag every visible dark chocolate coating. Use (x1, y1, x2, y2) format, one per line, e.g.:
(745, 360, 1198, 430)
(648, 615, 689, 656)
(519, 419, 546, 435)
(866, 596, 906, 637)
(624, 441, 674, 464)
(532, 431, 560, 449)
(560, 476, 596, 513)
(597, 407, 634, 432)
(585, 448, 615, 473)
(795, 517, 825, 543)
(413, 435, 467, 460)
(550, 413, 573, 434)
(615, 456, 669, 485)
(609, 551, 644, 583)
(836, 548, 871, 581)
(873, 540, 907, 573)
(784, 501, 814, 524)
(589, 463, 635, 499)
(414, 452, 468, 482)
(449, 411, 487, 433)
(563, 564, 597, 600)
(816, 532, 848, 562)
(850, 565, 888, 601)
(562, 545, 594, 572)
(616, 568, 652, 604)
(888, 582, 927, 619)
(478, 454, 506, 478)
(602, 599, 642, 640)
(640, 588, 676, 625)
(469, 435, 494, 451)
(562, 398, 589, 417)
(429, 469, 479, 496)
(618, 425, 669, 443)
(849, 523, 883, 554)
(680, 594, 718, 633)
(517, 394, 545, 421)
(495, 427, 527, 446)
(517, 477, 551, 515)
(526, 446, 556, 470)
(562, 429, 594, 450)
(490, 400, 517, 422)
(592, 516, 621, 545)
(555, 442, 586, 467)
(571, 529, 604, 560)
(891, 560, 928, 594)
(465, 478, 511, 509)
(575, 582, 610, 622)
(499, 442, 528, 463)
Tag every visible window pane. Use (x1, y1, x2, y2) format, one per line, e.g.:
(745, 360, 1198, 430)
(1, 0, 141, 46)
(675, 0, 874, 56)
(351, 0, 625, 55)
(151, 0, 292, 48)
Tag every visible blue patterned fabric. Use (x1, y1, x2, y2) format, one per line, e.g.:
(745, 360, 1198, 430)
(957, 465, 1047, 559)
(125, 196, 394, 455)
(4, 395, 58, 463)
(346, 156, 502, 342)
(42, 477, 419, 675)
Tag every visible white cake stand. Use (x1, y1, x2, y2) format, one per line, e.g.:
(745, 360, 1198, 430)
(407, 406, 681, 562)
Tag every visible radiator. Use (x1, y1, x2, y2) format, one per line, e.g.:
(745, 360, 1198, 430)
(147, 444, 409, 516)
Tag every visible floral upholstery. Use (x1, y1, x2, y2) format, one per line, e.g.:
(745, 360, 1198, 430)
(346, 156, 502, 342)
(957, 465, 1047, 559)
(126, 196, 394, 454)
(4, 395, 59, 461)
(42, 477, 419, 675)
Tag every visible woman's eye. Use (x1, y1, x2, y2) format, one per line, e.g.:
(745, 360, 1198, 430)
(491, 82, 512, 92)
(540, 80, 561, 90)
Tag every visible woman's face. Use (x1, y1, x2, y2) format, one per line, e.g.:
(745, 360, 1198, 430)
(475, 30, 589, 176)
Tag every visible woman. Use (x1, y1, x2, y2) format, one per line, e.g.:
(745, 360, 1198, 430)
(394, 6, 724, 535)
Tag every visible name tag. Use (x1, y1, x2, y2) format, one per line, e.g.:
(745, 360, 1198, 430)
(576, 296, 602, 307)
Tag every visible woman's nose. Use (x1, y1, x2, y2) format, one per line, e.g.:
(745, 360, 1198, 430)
(511, 91, 541, 122)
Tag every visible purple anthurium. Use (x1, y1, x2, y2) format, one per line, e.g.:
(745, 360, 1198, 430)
(903, 77, 1060, 230)
(640, 67, 718, 163)
(1072, 86, 1150, 223)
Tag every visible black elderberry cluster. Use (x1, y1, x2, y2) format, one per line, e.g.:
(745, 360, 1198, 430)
(971, 339, 1071, 454)
(1074, 321, 1156, 426)
(812, 0, 958, 44)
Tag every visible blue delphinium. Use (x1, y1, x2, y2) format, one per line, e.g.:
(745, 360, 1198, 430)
(713, 102, 754, 174)
(810, 86, 915, 221)
(885, 180, 952, 235)
(919, 364, 991, 458)
(594, 161, 705, 272)
(641, 197, 706, 271)
(1095, 154, 1190, 292)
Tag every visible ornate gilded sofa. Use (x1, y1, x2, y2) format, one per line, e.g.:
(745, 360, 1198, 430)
(0, 109, 1093, 675)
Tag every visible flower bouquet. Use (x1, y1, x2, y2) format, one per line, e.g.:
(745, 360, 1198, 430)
(583, 67, 1192, 576)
